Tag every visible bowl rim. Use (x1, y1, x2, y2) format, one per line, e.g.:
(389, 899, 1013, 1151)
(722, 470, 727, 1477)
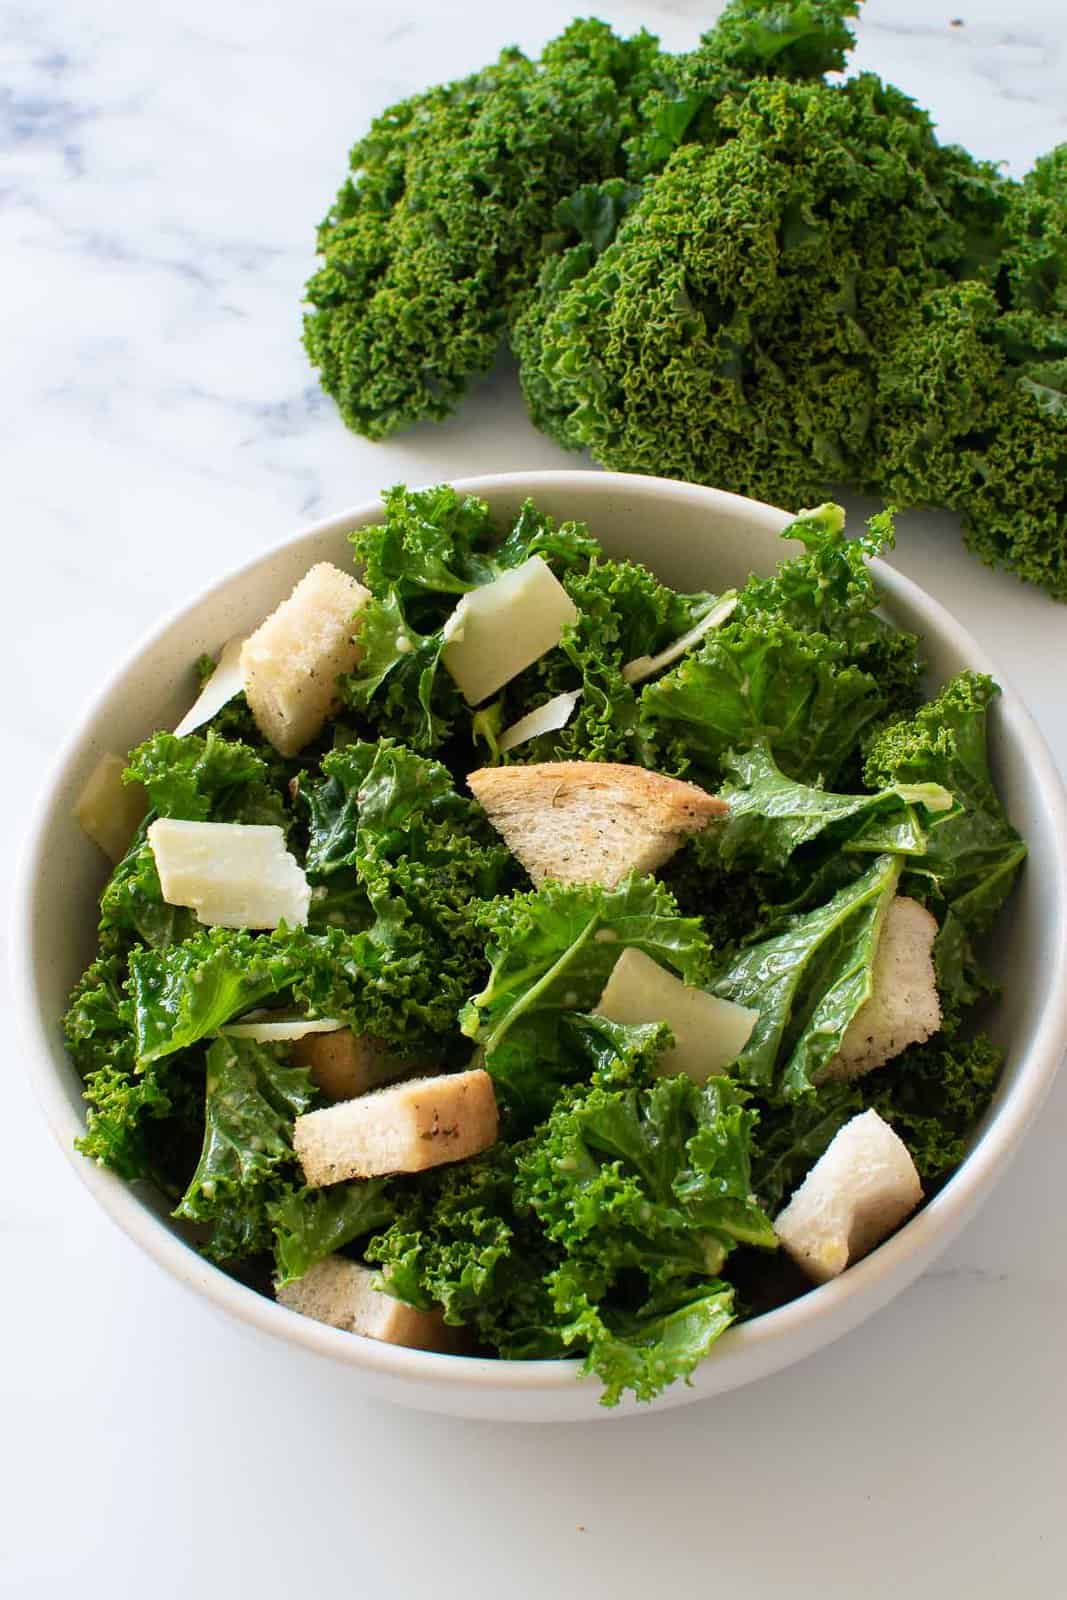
(13, 469, 1067, 1403)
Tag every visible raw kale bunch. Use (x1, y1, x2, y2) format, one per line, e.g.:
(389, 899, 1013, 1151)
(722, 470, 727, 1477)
(304, 0, 1067, 599)
(65, 486, 1023, 1403)
(302, 19, 662, 438)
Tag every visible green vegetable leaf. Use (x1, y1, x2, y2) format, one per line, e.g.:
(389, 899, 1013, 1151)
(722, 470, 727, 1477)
(864, 672, 1026, 1013)
(552, 179, 643, 255)
(129, 929, 302, 1065)
(712, 853, 902, 1096)
(549, 1268, 736, 1407)
(638, 614, 887, 788)
(461, 877, 711, 1125)
(517, 1061, 776, 1280)
(367, 1145, 567, 1359)
(862, 1030, 1003, 1181)
(339, 589, 458, 753)
(715, 743, 951, 871)
(733, 506, 922, 714)
(270, 1181, 395, 1286)
(174, 1037, 316, 1262)
(124, 731, 286, 827)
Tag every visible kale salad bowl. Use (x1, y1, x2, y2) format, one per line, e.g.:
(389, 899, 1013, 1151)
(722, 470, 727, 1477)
(14, 471, 1067, 1422)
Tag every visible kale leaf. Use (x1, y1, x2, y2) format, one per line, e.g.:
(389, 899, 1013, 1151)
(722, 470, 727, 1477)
(712, 852, 903, 1096)
(174, 1038, 316, 1263)
(461, 877, 711, 1126)
(864, 672, 1027, 1015)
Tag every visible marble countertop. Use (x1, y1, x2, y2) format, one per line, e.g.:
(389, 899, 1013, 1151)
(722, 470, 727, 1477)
(3, 1, 1065, 1594)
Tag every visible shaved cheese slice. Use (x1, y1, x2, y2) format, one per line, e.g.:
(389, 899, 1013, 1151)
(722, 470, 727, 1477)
(74, 753, 148, 862)
(595, 947, 758, 1081)
(621, 591, 739, 685)
(148, 818, 310, 929)
(498, 690, 582, 754)
(441, 557, 579, 706)
(220, 1014, 345, 1042)
(173, 636, 246, 738)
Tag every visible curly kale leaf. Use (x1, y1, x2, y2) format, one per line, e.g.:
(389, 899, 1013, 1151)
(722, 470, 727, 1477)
(479, 555, 720, 766)
(712, 852, 903, 1096)
(734, 505, 924, 715)
(303, 20, 663, 438)
(64, 953, 207, 1191)
(300, 739, 512, 1049)
(270, 1181, 395, 1287)
(174, 1038, 316, 1263)
(367, 1144, 567, 1360)
(516, 1051, 775, 1279)
(864, 672, 1026, 1014)
(637, 613, 887, 790)
(875, 279, 1067, 601)
(128, 928, 303, 1065)
(123, 731, 287, 827)
(861, 1031, 1004, 1183)
(515, 74, 1007, 506)
(461, 877, 711, 1126)
(548, 1272, 737, 1407)
(714, 743, 951, 873)
(343, 487, 603, 751)
(350, 484, 599, 609)
(627, 0, 861, 176)
(513, 1025, 773, 1404)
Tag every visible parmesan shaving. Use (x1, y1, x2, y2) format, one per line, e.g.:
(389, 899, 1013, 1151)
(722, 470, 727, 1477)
(621, 591, 739, 685)
(497, 690, 583, 753)
(220, 1015, 345, 1042)
(441, 557, 579, 706)
(148, 818, 311, 929)
(173, 636, 246, 738)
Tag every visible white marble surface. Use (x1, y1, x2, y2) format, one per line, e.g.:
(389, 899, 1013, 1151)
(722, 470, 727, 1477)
(3, 1, 1066, 1593)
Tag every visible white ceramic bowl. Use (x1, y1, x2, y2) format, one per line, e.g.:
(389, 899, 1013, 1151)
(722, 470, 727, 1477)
(14, 471, 1067, 1422)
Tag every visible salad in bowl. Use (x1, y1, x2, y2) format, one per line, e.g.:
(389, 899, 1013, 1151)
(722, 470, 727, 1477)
(62, 482, 1028, 1406)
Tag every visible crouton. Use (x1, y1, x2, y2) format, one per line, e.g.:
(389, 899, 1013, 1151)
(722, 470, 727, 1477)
(290, 1029, 420, 1101)
(293, 1068, 498, 1185)
(595, 947, 757, 1081)
(819, 896, 941, 1081)
(467, 761, 726, 887)
(74, 753, 148, 863)
(774, 1109, 923, 1284)
(276, 1256, 459, 1351)
(240, 562, 370, 757)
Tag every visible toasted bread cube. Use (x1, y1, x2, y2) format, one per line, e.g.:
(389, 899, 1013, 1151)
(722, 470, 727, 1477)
(290, 1029, 419, 1101)
(293, 1068, 498, 1185)
(774, 1109, 923, 1284)
(74, 753, 148, 863)
(276, 1257, 458, 1351)
(241, 562, 370, 757)
(820, 897, 942, 1081)
(595, 948, 757, 1080)
(468, 761, 725, 887)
